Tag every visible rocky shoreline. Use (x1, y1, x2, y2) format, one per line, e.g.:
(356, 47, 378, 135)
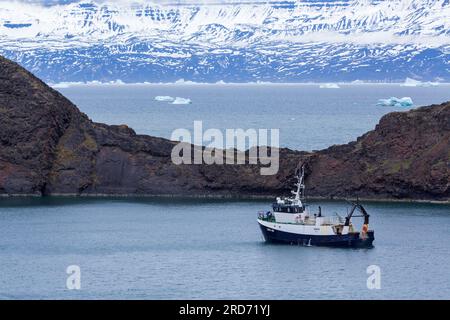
(1, 193, 449, 205)
(1, 56, 449, 201)
(1, 191, 449, 204)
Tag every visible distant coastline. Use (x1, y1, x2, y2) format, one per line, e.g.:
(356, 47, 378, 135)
(49, 80, 450, 88)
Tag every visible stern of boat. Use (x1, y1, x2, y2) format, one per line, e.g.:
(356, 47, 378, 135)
(356, 230, 375, 248)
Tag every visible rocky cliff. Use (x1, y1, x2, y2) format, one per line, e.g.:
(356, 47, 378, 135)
(0, 56, 449, 201)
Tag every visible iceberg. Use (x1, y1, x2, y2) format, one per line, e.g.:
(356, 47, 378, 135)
(155, 96, 175, 102)
(401, 78, 439, 87)
(171, 97, 192, 105)
(319, 83, 340, 89)
(421, 82, 440, 87)
(50, 82, 71, 89)
(155, 96, 192, 104)
(377, 97, 413, 107)
(401, 77, 422, 87)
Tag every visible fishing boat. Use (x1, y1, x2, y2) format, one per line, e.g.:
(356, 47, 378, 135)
(257, 166, 374, 248)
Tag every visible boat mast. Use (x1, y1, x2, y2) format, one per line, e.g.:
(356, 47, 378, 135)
(292, 164, 305, 205)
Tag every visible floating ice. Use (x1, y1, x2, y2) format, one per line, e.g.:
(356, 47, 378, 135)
(154, 96, 175, 102)
(155, 96, 191, 104)
(401, 77, 422, 87)
(401, 78, 439, 87)
(50, 82, 71, 88)
(171, 97, 192, 104)
(319, 83, 340, 89)
(377, 97, 413, 107)
(421, 82, 440, 87)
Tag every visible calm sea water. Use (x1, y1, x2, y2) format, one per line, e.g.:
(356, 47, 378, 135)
(58, 84, 450, 150)
(1, 85, 449, 299)
(0, 198, 449, 299)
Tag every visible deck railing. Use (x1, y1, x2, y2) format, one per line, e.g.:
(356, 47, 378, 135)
(257, 211, 275, 222)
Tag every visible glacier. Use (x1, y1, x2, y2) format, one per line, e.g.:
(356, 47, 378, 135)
(1, 0, 450, 83)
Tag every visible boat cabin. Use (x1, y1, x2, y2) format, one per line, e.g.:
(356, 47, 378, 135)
(272, 197, 304, 213)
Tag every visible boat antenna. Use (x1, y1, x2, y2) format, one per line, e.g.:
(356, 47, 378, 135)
(292, 164, 305, 202)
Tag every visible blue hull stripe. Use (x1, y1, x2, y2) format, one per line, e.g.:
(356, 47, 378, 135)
(259, 224, 374, 248)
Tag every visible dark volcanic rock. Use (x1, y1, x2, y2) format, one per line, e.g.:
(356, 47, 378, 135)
(303, 103, 450, 200)
(0, 56, 449, 200)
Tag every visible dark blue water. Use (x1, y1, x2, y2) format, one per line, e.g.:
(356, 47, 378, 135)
(1, 85, 449, 299)
(57, 84, 450, 151)
(0, 198, 449, 299)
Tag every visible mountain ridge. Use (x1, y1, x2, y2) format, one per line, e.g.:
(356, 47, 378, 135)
(1, 0, 449, 82)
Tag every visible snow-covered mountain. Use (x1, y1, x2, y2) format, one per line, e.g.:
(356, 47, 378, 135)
(1, 0, 449, 83)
